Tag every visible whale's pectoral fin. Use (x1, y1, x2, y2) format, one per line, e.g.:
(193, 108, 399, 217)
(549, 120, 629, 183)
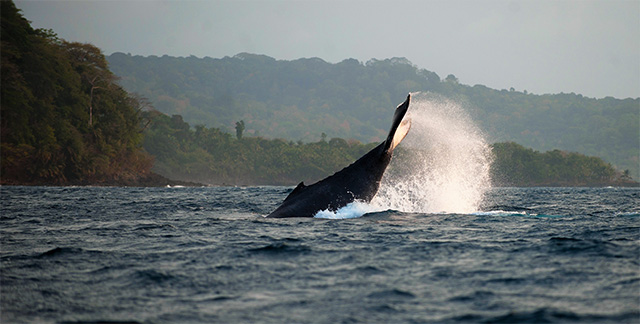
(383, 94, 411, 154)
(284, 181, 306, 202)
(389, 119, 411, 152)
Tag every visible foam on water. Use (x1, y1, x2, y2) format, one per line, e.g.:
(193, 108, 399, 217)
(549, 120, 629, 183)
(314, 201, 382, 219)
(471, 210, 550, 217)
(373, 92, 493, 214)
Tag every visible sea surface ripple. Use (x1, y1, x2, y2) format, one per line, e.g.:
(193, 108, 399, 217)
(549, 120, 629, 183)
(1, 186, 639, 323)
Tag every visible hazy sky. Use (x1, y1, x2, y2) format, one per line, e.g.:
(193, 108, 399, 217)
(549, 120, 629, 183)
(16, 0, 640, 99)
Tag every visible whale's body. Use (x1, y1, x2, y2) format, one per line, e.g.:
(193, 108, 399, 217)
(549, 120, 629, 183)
(266, 95, 411, 218)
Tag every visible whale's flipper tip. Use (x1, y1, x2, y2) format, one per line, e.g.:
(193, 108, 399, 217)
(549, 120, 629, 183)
(383, 94, 412, 153)
(389, 118, 411, 152)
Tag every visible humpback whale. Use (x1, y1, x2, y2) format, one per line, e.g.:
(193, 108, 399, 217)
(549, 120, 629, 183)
(266, 94, 412, 218)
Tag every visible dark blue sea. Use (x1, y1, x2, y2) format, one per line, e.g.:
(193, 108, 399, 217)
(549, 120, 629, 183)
(1, 186, 639, 323)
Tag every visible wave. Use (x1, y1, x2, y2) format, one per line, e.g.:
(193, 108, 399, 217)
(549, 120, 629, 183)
(132, 269, 178, 284)
(464, 308, 640, 324)
(472, 210, 564, 218)
(248, 238, 311, 255)
(60, 321, 142, 324)
(37, 246, 104, 258)
(616, 212, 640, 217)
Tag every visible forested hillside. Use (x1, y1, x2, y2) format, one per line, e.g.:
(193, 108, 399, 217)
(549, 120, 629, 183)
(107, 52, 639, 179)
(142, 110, 633, 187)
(491, 142, 632, 187)
(0, 1, 161, 185)
(142, 111, 377, 185)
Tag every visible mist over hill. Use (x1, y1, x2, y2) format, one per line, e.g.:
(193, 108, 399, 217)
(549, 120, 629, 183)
(107, 52, 639, 178)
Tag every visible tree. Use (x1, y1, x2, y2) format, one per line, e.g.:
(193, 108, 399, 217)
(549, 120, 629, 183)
(445, 74, 459, 84)
(62, 41, 116, 126)
(235, 120, 245, 140)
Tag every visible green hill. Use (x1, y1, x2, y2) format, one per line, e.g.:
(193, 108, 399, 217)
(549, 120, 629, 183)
(0, 1, 162, 186)
(141, 110, 634, 187)
(107, 52, 639, 179)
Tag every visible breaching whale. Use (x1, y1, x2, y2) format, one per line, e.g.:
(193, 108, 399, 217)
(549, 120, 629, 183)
(266, 94, 412, 218)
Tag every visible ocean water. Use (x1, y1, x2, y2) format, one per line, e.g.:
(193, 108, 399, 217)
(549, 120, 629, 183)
(1, 185, 639, 324)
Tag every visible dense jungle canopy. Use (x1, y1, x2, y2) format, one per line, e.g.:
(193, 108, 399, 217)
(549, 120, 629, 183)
(1, 1, 156, 185)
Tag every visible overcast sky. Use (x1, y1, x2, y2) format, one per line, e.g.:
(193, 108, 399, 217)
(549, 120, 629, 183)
(15, 0, 640, 99)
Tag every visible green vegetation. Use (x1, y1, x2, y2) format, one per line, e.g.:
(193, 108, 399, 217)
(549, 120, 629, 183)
(142, 111, 376, 185)
(107, 52, 639, 179)
(143, 111, 634, 187)
(491, 142, 632, 187)
(1, 1, 154, 185)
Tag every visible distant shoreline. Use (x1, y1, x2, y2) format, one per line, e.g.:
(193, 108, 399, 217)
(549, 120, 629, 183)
(2, 178, 637, 188)
(0, 172, 204, 188)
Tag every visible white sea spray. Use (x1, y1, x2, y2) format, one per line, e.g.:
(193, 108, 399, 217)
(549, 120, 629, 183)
(315, 92, 493, 219)
(373, 92, 493, 214)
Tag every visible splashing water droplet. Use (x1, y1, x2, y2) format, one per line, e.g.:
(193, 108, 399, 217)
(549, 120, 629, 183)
(373, 92, 493, 214)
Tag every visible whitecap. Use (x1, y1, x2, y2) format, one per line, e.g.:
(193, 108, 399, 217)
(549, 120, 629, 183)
(313, 201, 383, 219)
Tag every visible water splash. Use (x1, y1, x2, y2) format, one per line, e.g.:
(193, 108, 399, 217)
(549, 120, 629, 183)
(372, 92, 492, 214)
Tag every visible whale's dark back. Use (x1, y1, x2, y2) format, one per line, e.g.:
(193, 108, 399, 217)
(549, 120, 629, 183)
(266, 95, 411, 218)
